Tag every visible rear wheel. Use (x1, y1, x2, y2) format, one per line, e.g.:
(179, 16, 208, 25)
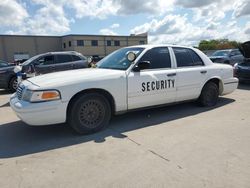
(9, 77, 18, 92)
(68, 93, 111, 134)
(198, 82, 219, 107)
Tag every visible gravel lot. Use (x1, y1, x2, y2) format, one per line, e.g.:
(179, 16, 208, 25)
(0, 85, 250, 188)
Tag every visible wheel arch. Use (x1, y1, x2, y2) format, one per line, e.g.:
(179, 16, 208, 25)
(66, 88, 116, 120)
(202, 77, 224, 95)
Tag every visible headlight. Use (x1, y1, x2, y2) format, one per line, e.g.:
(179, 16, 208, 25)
(22, 89, 61, 102)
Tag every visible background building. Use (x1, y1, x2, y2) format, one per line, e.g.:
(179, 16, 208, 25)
(0, 33, 147, 62)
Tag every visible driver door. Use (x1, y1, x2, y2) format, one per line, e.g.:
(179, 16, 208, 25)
(34, 55, 55, 74)
(127, 47, 177, 110)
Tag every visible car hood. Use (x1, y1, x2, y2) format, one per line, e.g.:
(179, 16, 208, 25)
(237, 62, 250, 68)
(0, 65, 15, 71)
(239, 41, 250, 58)
(27, 68, 126, 88)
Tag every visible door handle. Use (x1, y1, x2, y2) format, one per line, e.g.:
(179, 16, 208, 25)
(200, 70, 207, 74)
(167, 73, 176, 77)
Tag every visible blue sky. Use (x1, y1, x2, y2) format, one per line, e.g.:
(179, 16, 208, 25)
(0, 0, 250, 45)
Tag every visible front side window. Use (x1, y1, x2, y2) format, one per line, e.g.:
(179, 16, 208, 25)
(72, 55, 82, 61)
(55, 55, 72, 63)
(173, 47, 204, 67)
(97, 47, 144, 70)
(139, 47, 172, 69)
(37, 55, 54, 65)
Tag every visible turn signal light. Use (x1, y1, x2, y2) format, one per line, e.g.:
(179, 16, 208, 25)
(41, 91, 60, 100)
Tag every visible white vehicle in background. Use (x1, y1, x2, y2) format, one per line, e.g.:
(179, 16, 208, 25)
(10, 45, 238, 134)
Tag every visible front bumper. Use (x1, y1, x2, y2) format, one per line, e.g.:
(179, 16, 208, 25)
(10, 93, 68, 126)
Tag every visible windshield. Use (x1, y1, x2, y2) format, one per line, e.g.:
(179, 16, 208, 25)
(22, 54, 42, 66)
(212, 50, 230, 57)
(97, 47, 145, 70)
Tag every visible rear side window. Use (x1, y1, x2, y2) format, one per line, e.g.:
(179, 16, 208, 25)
(72, 55, 82, 61)
(173, 47, 203, 67)
(139, 47, 171, 69)
(56, 55, 72, 63)
(189, 49, 204, 66)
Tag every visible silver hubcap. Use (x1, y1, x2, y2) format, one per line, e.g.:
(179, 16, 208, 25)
(79, 100, 105, 128)
(12, 79, 18, 90)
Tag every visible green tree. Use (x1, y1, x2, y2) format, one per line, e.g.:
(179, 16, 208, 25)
(198, 39, 241, 50)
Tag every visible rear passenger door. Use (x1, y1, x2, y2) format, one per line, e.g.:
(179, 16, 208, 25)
(127, 47, 177, 110)
(173, 47, 208, 102)
(54, 54, 74, 72)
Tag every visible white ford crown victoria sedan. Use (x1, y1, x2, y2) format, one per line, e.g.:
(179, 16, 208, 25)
(10, 45, 238, 134)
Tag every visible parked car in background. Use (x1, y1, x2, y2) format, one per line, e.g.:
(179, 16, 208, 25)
(0, 60, 10, 68)
(209, 49, 244, 66)
(234, 41, 250, 83)
(0, 51, 88, 92)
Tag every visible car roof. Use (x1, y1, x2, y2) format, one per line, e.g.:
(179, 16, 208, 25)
(125, 44, 196, 49)
(41, 51, 83, 56)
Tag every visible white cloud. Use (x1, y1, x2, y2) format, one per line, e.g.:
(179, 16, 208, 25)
(2, 0, 250, 44)
(0, 0, 28, 26)
(68, 0, 116, 19)
(175, 0, 215, 8)
(130, 13, 249, 46)
(116, 0, 174, 15)
(7, 0, 71, 35)
(233, 0, 250, 17)
(111, 23, 120, 29)
(131, 15, 187, 35)
(66, 0, 174, 19)
(99, 23, 120, 35)
(99, 28, 118, 35)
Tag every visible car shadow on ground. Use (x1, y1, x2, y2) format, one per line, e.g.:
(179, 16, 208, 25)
(0, 97, 235, 159)
(0, 102, 10, 108)
(238, 83, 250, 90)
(0, 89, 12, 95)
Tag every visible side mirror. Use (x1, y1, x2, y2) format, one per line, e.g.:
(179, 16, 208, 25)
(127, 52, 136, 62)
(133, 61, 151, 72)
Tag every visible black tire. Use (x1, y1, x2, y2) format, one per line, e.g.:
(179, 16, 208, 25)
(68, 93, 111, 134)
(9, 77, 18, 92)
(198, 82, 219, 107)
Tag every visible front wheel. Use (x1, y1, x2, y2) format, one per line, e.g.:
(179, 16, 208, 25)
(9, 77, 18, 92)
(68, 93, 111, 134)
(198, 82, 219, 107)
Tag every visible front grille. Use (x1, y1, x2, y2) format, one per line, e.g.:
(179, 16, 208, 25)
(16, 84, 24, 100)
